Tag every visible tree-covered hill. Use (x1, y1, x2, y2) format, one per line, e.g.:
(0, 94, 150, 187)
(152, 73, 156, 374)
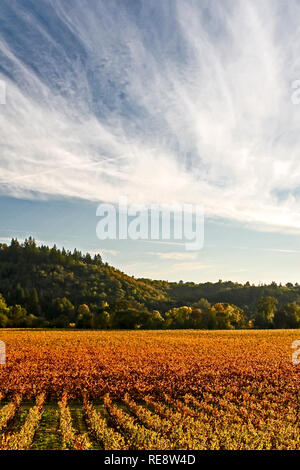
(0, 238, 299, 329)
(0, 238, 171, 326)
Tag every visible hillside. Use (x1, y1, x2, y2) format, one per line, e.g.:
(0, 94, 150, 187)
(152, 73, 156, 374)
(0, 238, 299, 329)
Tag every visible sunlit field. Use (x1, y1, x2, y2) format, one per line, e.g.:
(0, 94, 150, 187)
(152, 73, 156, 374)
(0, 330, 299, 450)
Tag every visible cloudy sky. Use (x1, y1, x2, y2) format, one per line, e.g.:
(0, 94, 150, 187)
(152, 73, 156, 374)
(1, 0, 300, 283)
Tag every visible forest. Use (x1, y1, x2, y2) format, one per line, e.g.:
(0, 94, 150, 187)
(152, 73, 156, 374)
(0, 237, 299, 329)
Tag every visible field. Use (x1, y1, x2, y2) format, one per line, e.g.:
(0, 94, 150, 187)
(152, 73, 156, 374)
(0, 329, 299, 450)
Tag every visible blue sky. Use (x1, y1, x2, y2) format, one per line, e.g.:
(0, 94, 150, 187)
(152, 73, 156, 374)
(1, 0, 300, 283)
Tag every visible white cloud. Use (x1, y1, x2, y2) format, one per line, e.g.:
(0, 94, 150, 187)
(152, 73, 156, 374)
(263, 248, 300, 254)
(141, 240, 186, 247)
(172, 262, 212, 272)
(148, 251, 198, 261)
(1, 1, 300, 233)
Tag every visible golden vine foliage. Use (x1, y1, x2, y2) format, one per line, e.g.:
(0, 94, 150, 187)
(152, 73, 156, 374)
(0, 395, 22, 433)
(0, 330, 299, 449)
(1, 394, 45, 450)
(58, 394, 91, 450)
(83, 398, 127, 450)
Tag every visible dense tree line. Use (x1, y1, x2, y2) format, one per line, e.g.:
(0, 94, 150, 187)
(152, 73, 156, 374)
(0, 238, 299, 329)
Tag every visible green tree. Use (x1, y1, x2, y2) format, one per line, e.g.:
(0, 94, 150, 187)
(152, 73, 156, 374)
(15, 283, 25, 305)
(148, 310, 165, 329)
(164, 306, 193, 329)
(0, 312, 8, 327)
(254, 296, 278, 328)
(189, 308, 203, 328)
(274, 302, 300, 329)
(110, 300, 150, 329)
(211, 303, 246, 329)
(193, 298, 211, 311)
(0, 294, 9, 314)
(76, 304, 94, 329)
(190, 299, 212, 328)
(94, 310, 111, 329)
(27, 288, 41, 316)
(52, 297, 75, 320)
(53, 315, 70, 328)
(0, 294, 9, 327)
(8, 305, 28, 327)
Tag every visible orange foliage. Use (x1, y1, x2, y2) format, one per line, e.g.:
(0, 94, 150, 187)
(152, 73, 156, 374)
(0, 330, 299, 449)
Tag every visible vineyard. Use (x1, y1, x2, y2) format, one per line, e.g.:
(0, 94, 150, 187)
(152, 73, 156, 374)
(0, 330, 299, 450)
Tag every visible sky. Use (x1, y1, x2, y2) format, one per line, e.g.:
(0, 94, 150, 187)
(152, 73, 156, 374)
(1, 0, 300, 284)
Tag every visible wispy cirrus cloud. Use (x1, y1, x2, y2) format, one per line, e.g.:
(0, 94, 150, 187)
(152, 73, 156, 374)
(1, 1, 300, 232)
(263, 248, 300, 254)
